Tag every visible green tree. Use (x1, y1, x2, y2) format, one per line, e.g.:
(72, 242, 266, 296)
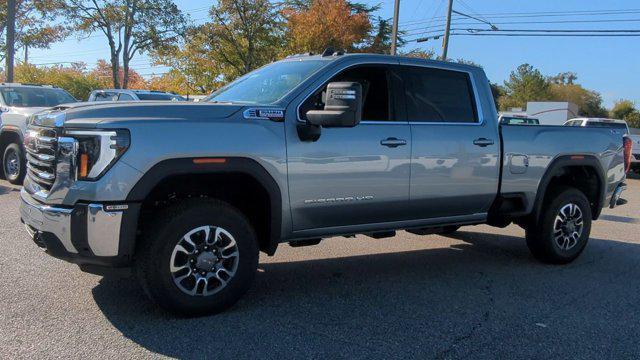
(400, 48, 435, 59)
(10, 62, 103, 100)
(207, 0, 284, 79)
(549, 72, 578, 85)
(500, 63, 551, 110)
(549, 83, 608, 117)
(611, 99, 637, 119)
(611, 99, 640, 128)
(0, 0, 66, 63)
(363, 17, 395, 54)
(151, 26, 226, 94)
(153, 0, 283, 86)
(54, 0, 186, 88)
(626, 111, 640, 129)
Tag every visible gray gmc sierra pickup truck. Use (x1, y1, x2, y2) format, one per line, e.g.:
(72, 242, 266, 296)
(19, 53, 632, 316)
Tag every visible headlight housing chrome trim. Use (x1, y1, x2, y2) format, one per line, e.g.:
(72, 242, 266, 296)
(65, 129, 130, 181)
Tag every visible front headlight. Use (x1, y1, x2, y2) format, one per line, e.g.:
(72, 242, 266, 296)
(65, 129, 130, 180)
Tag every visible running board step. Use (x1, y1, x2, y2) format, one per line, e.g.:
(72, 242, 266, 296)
(289, 238, 322, 247)
(365, 231, 396, 239)
(406, 227, 446, 236)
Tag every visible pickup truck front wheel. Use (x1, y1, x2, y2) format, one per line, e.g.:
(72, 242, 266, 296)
(526, 187, 592, 264)
(135, 199, 259, 316)
(3, 143, 26, 185)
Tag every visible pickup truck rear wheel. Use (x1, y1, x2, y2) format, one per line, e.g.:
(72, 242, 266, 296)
(135, 199, 259, 316)
(3, 143, 26, 185)
(526, 187, 592, 264)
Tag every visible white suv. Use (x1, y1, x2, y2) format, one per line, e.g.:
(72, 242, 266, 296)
(564, 117, 630, 133)
(0, 83, 77, 184)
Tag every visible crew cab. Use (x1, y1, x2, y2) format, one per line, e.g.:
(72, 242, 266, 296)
(0, 83, 77, 184)
(19, 54, 631, 316)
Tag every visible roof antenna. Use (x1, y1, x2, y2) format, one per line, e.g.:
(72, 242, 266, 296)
(321, 47, 335, 57)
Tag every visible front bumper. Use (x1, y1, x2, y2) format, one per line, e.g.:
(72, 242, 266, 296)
(20, 188, 140, 268)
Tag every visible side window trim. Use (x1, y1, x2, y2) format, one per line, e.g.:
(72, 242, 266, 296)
(398, 64, 485, 126)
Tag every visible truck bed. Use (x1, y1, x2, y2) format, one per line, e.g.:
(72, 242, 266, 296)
(500, 124, 627, 214)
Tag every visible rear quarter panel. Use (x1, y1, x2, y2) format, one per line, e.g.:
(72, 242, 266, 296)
(501, 125, 626, 213)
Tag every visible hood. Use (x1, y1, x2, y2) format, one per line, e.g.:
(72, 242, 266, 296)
(6, 106, 50, 117)
(31, 101, 245, 128)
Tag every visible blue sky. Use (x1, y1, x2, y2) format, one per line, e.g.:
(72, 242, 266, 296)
(28, 0, 640, 107)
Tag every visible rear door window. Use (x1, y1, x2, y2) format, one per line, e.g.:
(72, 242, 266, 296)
(400, 66, 478, 123)
(118, 93, 135, 101)
(93, 92, 117, 101)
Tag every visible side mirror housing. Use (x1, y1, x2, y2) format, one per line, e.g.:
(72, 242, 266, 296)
(306, 82, 362, 128)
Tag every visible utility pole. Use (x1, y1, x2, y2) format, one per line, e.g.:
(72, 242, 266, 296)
(6, 0, 16, 82)
(24, 46, 28, 65)
(390, 0, 400, 55)
(441, 0, 454, 60)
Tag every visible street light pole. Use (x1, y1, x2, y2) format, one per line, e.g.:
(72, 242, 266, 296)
(441, 0, 454, 60)
(6, 0, 16, 82)
(390, 0, 400, 55)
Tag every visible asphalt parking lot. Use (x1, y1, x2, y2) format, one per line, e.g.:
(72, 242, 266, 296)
(1, 175, 640, 359)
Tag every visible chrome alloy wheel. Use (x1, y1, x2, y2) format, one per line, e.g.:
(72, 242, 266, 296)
(553, 203, 584, 251)
(4, 150, 19, 178)
(170, 226, 240, 296)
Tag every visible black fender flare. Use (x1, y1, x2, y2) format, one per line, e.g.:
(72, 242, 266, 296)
(532, 155, 606, 222)
(0, 126, 24, 146)
(126, 157, 282, 252)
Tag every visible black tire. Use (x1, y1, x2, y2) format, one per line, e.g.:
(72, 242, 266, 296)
(440, 225, 461, 234)
(2, 143, 26, 185)
(135, 198, 259, 316)
(526, 187, 592, 264)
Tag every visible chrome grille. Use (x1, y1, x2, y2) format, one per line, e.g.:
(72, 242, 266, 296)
(25, 127, 58, 191)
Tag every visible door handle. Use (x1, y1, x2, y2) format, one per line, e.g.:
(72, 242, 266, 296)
(380, 137, 407, 148)
(473, 138, 494, 147)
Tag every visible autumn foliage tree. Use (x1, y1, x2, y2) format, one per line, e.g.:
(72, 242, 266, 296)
(8, 62, 102, 100)
(54, 0, 185, 89)
(90, 59, 148, 89)
(283, 0, 371, 54)
(152, 0, 283, 92)
(151, 27, 226, 94)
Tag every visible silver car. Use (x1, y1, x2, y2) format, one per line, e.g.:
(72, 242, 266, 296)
(87, 89, 186, 102)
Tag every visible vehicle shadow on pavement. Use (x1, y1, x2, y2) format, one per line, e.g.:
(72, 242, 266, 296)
(0, 184, 20, 196)
(91, 231, 640, 359)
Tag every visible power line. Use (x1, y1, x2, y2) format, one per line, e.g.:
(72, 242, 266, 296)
(452, 33, 640, 37)
(402, 18, 640, 34)
(409, 32, 640, 42)
(400, 8, 640, 26)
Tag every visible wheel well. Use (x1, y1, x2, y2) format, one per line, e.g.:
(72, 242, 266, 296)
(138, 172, 273, 254)
(0, 130, 21, 157)
(543, 165, 602, 219)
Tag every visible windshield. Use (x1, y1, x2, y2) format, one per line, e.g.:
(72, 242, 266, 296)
(1, 87, 77, 107)
(136, 93, 181, 101)
(585, 121, 628, 132)
(207, 60, 328, 104)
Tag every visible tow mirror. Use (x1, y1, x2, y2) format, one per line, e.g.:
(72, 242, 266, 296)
(306, 82, 362, 128)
